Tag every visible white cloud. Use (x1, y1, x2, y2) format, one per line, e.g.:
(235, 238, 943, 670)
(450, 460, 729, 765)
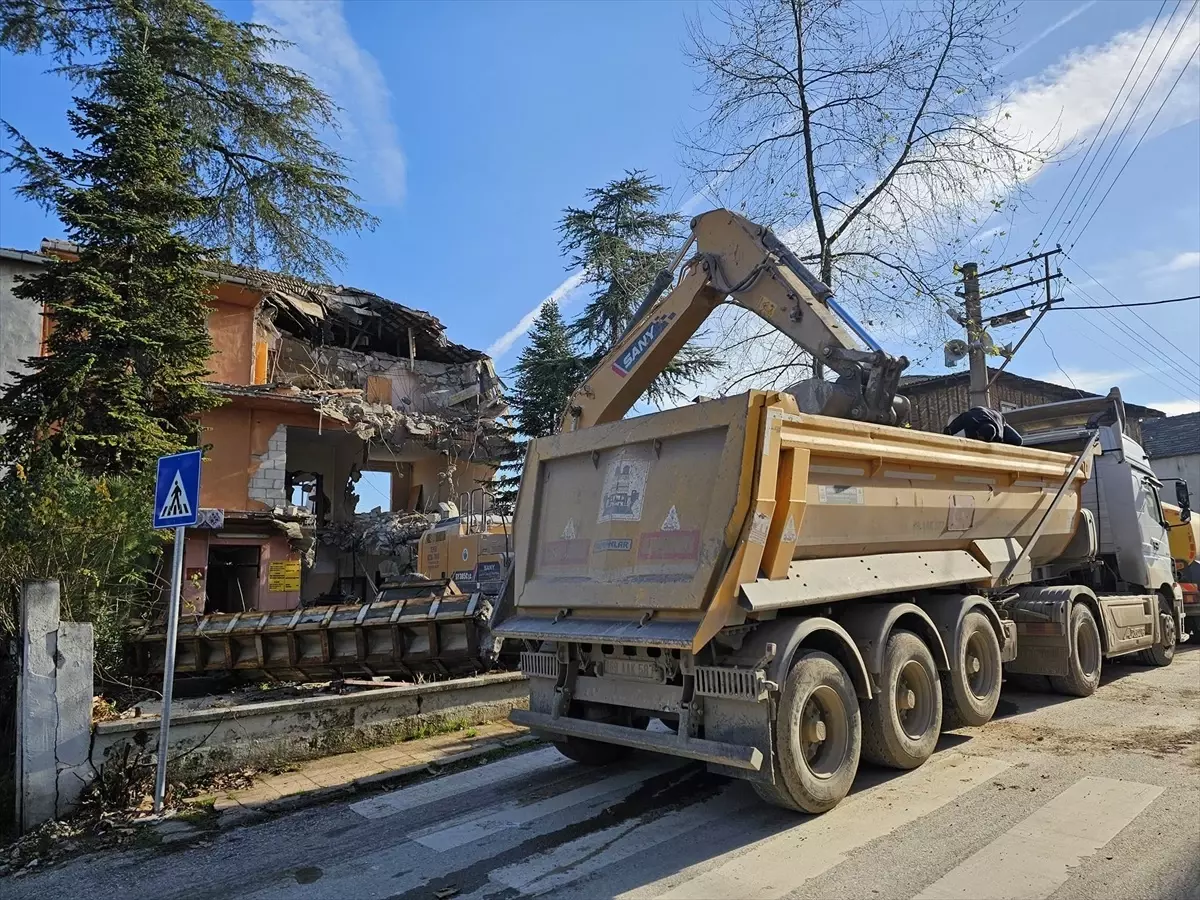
(486, 270, 588, 359)
(1034, 368, 1136, 393)
(1156, 251, 1200, 275)
(253, 0, 406, 204)
(1148, 398, 1200, 415)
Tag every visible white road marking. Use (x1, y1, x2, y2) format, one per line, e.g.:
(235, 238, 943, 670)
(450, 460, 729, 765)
(650, 753, 1011, 900)
(349, 746, 567, 820)
(411, 757, 683, 852)
(488, 785, 753, 896)
(912, 775, 1164, 900)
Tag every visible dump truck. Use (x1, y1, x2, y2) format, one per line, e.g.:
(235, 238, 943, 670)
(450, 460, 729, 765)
(494, 208, 1192, 813)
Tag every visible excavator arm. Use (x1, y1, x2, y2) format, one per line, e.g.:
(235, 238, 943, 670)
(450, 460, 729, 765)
(562, 209, 910, 432)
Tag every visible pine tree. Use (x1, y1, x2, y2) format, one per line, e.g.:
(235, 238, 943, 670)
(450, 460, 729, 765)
(0, 19, 218, 476)
(1, 0, 375, 279)
(509, 301, 582, 440)
(559, 171, 719, 403)
(491, 301, 582, 511)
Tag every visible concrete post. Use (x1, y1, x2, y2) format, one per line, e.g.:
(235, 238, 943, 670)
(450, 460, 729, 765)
(14, 580, 94, 833)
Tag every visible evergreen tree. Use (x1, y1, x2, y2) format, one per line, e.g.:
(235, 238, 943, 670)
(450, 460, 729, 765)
(0, 19, 218, 476)
(559, 171, 719, 403)
(491, 301, 582, 511)
(509, 301, 583, 440)
(1, 0, 375, 279)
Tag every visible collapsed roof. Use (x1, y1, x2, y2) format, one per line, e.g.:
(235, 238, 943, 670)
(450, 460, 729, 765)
(216, 262, 487, 365)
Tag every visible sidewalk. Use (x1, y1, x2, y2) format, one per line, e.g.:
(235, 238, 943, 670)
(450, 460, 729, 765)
(194, 720, 535, 817)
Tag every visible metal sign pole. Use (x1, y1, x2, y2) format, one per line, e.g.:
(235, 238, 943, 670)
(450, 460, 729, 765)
(153, 525, 187, 813)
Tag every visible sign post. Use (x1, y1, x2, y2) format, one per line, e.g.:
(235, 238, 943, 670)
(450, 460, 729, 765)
(151, 449, 202, 813)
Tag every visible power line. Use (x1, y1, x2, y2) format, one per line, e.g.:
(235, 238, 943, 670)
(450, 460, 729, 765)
(1052, 2, 1187, 246)
(1065, 34, 1200, 249)
(1055, 294, 1199, 309)
(1067, 257, 1200, 368)
(1063, 306, 1191, 388)
(1037, 0, 1170, 241)
(1063, 275, 1200, 387)
(1007, 293, 1199, 312)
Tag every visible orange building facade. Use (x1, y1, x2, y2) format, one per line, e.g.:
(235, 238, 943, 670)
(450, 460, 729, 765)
(11, 242, 511, 616)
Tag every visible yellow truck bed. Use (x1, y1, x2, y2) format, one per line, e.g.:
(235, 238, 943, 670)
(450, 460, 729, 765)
(503, 391, 1091, 653)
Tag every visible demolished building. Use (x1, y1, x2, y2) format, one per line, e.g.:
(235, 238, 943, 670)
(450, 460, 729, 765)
(12, 240, 514, 616)
(189, 260, 514, 615)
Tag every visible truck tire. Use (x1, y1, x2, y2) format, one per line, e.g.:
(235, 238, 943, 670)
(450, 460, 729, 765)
(754, 651, 861, 814)
(1137, 597, 1176, 667)
(1049, 603, 1102, 697)
(552, 704, 647, 766)
(942, 611, 1003, 729)
(553, 737, 631, 766)
(862, 630, 943, 769)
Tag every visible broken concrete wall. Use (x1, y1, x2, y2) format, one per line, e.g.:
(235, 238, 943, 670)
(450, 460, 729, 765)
(14, 581, 94, 832)
(275, 337, 503, 417)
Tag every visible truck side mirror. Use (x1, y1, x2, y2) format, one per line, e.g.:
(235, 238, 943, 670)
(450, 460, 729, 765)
(1176, 480, 1191, 523)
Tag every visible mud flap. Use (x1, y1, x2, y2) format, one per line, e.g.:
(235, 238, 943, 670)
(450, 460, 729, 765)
(703, 695, 776, 785)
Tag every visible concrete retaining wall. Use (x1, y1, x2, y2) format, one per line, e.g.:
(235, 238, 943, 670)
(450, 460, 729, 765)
(15, 581, 94, 832)
(91, 671, 529, 779)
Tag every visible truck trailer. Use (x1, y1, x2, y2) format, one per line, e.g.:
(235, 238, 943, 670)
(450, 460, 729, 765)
(494, 209, 1192, 813)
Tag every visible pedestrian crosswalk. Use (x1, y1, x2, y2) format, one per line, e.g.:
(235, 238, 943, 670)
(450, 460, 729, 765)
(344, 745, 1170, 900)
(912, 776, 1164, 900)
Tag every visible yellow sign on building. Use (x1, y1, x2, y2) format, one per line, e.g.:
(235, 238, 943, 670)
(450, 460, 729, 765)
(267, 559, 302, 592)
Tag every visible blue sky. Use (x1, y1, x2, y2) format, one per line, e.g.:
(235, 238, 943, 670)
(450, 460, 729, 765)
(1, 0, 1197, 416)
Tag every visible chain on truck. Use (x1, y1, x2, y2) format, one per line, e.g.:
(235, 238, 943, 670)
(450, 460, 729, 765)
(492, 208, 1194, 814)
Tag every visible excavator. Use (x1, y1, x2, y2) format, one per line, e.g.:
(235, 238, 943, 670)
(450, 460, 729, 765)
(493, 208, 1189, 813)
(559, 209, 910, 432)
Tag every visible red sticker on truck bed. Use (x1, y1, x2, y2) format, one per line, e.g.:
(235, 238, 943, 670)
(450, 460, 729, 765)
(638, 530, 701, 561)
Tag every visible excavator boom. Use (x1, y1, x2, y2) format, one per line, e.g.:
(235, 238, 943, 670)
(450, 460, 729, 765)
(562, 209, 909, 432)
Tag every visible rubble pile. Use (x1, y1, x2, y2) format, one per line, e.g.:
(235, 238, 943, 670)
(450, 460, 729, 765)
(317, 510, 438, 556)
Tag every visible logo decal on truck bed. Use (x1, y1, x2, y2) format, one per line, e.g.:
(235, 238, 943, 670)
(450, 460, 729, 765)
(611, 312, 677, 377)
(598, 448, 652, 523)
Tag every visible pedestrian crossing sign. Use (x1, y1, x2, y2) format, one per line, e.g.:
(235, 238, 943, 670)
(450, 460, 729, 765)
(153, 449, 202, 529)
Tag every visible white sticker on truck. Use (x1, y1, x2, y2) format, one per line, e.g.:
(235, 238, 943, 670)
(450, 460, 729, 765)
(598, 448, 652, 523)
(818, 484, 865, 505)
(748, 510, 771, 545)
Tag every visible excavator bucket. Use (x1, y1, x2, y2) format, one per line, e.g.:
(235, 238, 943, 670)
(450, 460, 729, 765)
(129, 576, 502, 681)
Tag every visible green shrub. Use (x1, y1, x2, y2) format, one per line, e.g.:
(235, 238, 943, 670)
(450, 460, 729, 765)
(0, 458, 164, 676)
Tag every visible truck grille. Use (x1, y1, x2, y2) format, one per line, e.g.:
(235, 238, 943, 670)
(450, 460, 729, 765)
(520, 651, 558, 679)
(694, 665, 767, 701)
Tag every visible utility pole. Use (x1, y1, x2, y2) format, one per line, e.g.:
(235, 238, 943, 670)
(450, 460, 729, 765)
(960, 262, 989, 409)
(956, 249, 1063, 411)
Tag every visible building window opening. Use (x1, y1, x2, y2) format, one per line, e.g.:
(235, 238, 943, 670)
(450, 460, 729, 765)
(287, 471, 325, 519)
(206, 545, 261, 613)
(357, 470, 394, 513)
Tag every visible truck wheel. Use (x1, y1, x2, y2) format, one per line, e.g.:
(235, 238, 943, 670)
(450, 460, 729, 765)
(754, 651, 861, 814)
(942, 611, 1003, 729)
(552, 703, 645, 766)
(1137, 598, 1176, 667)
(1049, 604, 1102, 697)
(862, 630, 943, 769)
(554, 737, 631, 766)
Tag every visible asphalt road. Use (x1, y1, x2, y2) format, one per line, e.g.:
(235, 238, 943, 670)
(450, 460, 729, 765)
(10, 645, 1200, 900)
